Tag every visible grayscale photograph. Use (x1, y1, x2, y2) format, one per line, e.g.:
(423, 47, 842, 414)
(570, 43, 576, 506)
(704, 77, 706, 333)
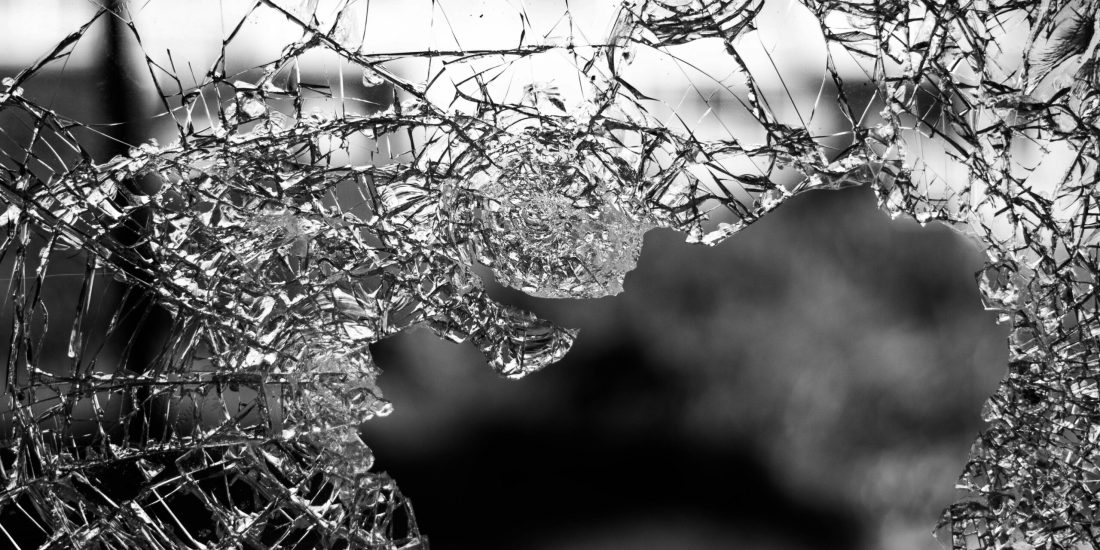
(0, 1, 1093, 548)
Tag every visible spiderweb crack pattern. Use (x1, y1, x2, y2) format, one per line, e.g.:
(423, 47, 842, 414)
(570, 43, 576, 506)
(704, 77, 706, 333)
(0, 0, 1097, 547)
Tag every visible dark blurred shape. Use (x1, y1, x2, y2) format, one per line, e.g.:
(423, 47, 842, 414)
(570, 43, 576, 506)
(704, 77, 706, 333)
(363, 186, 1006, 550)
(370, 340, 861, 550)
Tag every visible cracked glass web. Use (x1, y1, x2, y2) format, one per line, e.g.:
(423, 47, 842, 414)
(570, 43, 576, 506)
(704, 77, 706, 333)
(0, 0, 1098, 547)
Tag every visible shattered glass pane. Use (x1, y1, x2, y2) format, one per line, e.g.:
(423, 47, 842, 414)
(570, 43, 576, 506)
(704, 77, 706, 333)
(0, 0, 1098, 547)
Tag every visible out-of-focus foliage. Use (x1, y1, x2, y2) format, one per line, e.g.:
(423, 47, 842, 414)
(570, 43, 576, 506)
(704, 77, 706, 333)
(0, 0, 1098, 547)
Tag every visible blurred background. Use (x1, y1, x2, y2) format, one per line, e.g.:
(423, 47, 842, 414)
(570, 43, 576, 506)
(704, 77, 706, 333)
(363, 187, 1006, 550)
(0, 1, 1007, 549)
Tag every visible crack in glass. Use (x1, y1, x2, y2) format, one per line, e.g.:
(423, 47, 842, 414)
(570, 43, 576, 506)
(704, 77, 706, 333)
(0, 0, 1098, 547)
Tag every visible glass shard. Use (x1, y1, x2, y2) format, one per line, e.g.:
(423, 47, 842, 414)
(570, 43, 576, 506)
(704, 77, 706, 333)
(0, 0, 1098, 547)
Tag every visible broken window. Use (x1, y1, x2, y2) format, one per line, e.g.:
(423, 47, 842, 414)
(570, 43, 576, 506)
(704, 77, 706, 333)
(0, 0, 1096, 548)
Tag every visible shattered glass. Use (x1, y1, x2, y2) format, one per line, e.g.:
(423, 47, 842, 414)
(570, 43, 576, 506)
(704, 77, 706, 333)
(0, 0, 1099, 547)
